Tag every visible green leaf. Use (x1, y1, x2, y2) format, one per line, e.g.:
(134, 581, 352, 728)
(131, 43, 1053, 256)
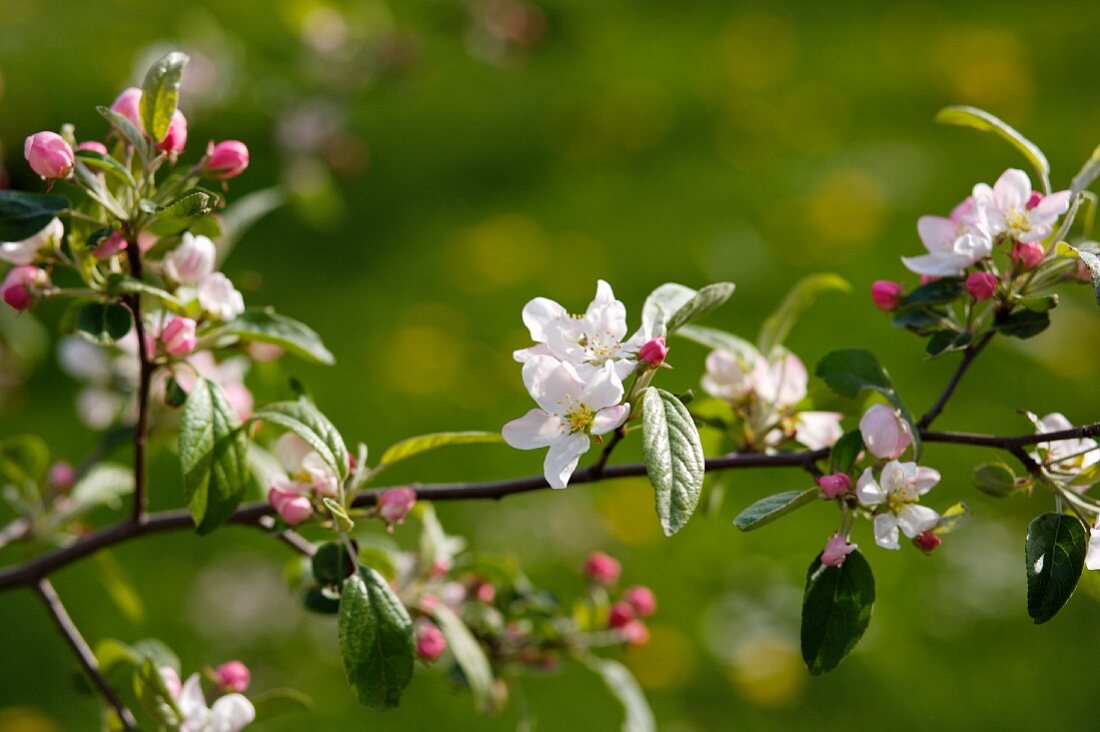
(73, 150, 137, 188)
(995, 309, 1050, 339)
(665, 282, 736, 333)
(733, 488, 818, 532)
(430, 604, 494, 712)
(0, 191, 69, 242)
(140, 52, 189, 141)
(105, 274, 181, 308)
(972, 462, 1017, 498)
(829, 430, 863, 475)
(1025, 512, 1087, 624)
(148, 191, 218, 220)
(75, 302, 133, 345)
(250, 399, 349, 482)
(338, 568, 415, 709)
(180, 379, 250, 534)
(815, 349, 920, 457)
(898, 277, 963, 307)
(1071, 144, 1100, 197)
(641, 283, 696, 337)
(130, 638, 180, 672)
(92, 552, 145, 624)
(250, 688, 313, 720)
(97, 106, 153, 163)
(580, 655, 655, 732)
(674, 324, 759, 364)
(207, 308, 334, 365)
(0, 435, 50, 485)
(1017, 294, 1059, 312)
(94, 639, 141, 677)
(934, 501, 972, 534)
(1072, 247, 1100, 305)
(800, 549, 875, 675)
(891, 306, 948, 336)
(758, 273, 850, 356)
(925, 329, 972, 359)
(935, 105, 1050, 189)
(641, 387, 705, 536)
(379, 431, 502, 467)
(312, 542, 356, 587)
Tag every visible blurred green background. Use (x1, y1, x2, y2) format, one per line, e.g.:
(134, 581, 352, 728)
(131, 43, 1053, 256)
(3, 0, 1100, 729)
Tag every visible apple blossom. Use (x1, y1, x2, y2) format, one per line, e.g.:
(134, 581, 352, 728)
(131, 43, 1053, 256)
(502, 356, 629, 488)
(24, 131, 74, 179)
(859, 403, 911, 460)
(273, 432, 340, 498)
(204, 140, 250, 179)
(158, 110, 188, 154)
(174, 671, 255, 732)
(1, 217, 63, 265)
(513, 280, 644, 380)
(378, 486, 417, 524)
(268, 485, 313, 525)
(856, 460, 941, 550)
(637, 337, 668, 368)
(173, 352, 254, 421)
(965, 271, 998, 301)
(2, 265, 49, 311)
(215, 661, 251, 694)
(162, 317, 198, 357)
(870, 280, 903, 311)
(623, 585, 657, 617)
(416, 623, 447, 661)
(818, 473, 851, 499)
(110, 87, 144, 130)
(198, 272, 246, 321)
(820, 534, 857, 567)
(972, 168, 1070, 243)
(584, 551, 621, 586)
(76, 140, 108, 155)
(902, 230, 992, 277)
(1032, 412, 1099, 486)
(164, 232, 217, 284)
(1011, 241, 1045, 270)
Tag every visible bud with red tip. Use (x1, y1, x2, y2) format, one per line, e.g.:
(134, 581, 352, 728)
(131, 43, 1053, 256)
(817, 473, 851, 499)
(1011, 242, 1045, 271)
(110, 87, 144, 130)
(378, 486, 416, 524)
(214, 660, 251, 693)
(24, 132, 74, 179)
(268, 485, 312, 525)
(870, 280, 903, 311)
(416, 623, 447, 661)
(608, 602, 635, 629)
(622, 585, 657, 617)
(161, 317, 197, 357)
(2, 266, 49, 311)
(637, 337, 668, 368)
(204, 140, 250, 179)
(914, 530, 942, 554)
(157, 111, 188, 155)
(965, 271, 998, 301)
(584, 551, 620, 586)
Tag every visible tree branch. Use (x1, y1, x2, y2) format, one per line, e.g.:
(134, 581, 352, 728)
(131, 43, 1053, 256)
(917, 332, 994, 430)
(124, 232, 153, 525)
(34, 578, 138, 730)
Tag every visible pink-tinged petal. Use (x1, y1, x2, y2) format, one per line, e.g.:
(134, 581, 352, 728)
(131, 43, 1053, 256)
(521, 297, 566, 342)
(543, 432, 589, 488)
(901, 253, 965, 277)
(275, 432, 313, 472)
(177, 674, 206, 718)
(1033, 190, 1071, 218)
(580, 362, 625, 411)
(513, 344, 553, 363)
(522, 355, 585, 414)
(897, 504, 940, 538)
(855, 467, 885, 506)
(993, 168, 1031, 211)
(701, 349, 752, 402)
(910, 466, 941, 495)
(503, 409, 564, 449)
(591, 403, 630, 436)
(971, 182, 995, 209)
(873, 514, 901, 550)
(917, 215, 959, 253)
(768, 353, 808, 407)
(211, 694, 256, 730)
(795, 411, 844, 449)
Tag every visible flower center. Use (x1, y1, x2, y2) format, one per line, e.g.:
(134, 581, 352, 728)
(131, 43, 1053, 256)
(565, 403, 596, 433)
(1004, 208, 1030, 233)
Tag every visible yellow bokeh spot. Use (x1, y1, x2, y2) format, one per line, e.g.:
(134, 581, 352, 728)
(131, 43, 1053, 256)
(625, 625, 697, 690)
(447, 214, 549, 293)
(718, 13, 798, 92)
(385, 324, 466, 395)
(805, 169, 887, 249)
(0, 708, 60, 732)
(934, 26, 1033, 113)
(728, 635, 805, 707)
(595, 479, 664, 547)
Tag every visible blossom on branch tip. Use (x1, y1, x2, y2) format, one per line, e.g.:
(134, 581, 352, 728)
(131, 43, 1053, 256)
(870, 280, 903, 311)
(76, 140, 108, 155)
(174, 670, 255, 732)
(972, 168, 1069, 243)
(24, 132, 74, 179)
(1032, 412, 1099, 488)
(584, 551, 621, 586)
(1011, 241, 1045, 270)
(268, 485, 313, 525)
(2, 266, 49, 311)
(859, 403, 911, 460)
(818, 473, 851, 499)
(110, 87, 144, 130)
(158, 110, 188, 155)
(914, 530, 942, 554)
(215, 661, 251, 694)
(198, 273, 245, 321)
(164, 233, 217, 285)
(204, 140, 250, 179)
(856, 460, 941, 550)
(274, 432, 340, 498)
(378, 486, 417, 524)
(162, 317, 198, 357)
(608, 602, 634, 628)
(821, 534, 857, 567)
(1, 218, 63, 265)
(637, 337, 668, 367)
(620, 619, 650, 646)
(623, 585, 657, 616)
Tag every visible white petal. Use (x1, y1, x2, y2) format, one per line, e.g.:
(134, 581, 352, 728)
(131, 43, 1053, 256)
(543, 432, 589, 488)
(275, 432, 313, 472)
(897, 504, 940, 538)
(177, 674, 207, 718)
(502, 409, 564, 449)
(993, 168, 1031, 211)
(1086, 527, 1100, 571)
(910, 466, 941, 495)
(702, 350, 751, 402)
(612, 358, 638, 382)
(521, 297, 566, 342)
(513, 344, 553, 363)
(917, 215, 959, 254)
(901, 253, 965, 277)
(211, 694, 256, 731)
(795, 411, 844, 450)
(591, 403, 629, 436)
(580, 362, 624, 411)
(593, 279, 615, 306)
(522, 355, 585, 414)
(855, 467, 885, 506)
(1038, 412, 1073, 433)
(873, 514, 901, 550)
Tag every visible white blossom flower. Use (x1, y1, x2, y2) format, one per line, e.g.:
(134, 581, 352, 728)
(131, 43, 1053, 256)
(198, 272, 245, 321)
(502, 355, 629, 488)
(160, 668, 255, 732)
(1087, 523, 1100, 571)
(902, 219, 993, 277)
(513, 280, 643, 380)
(972, 168, 1070, 243)
(1033, 412, 1099, 488)
(164, 232, 217, 284)
(0, 217, 63, 265)
(272, 432, 339, 497)
(856, 460, 941, 550)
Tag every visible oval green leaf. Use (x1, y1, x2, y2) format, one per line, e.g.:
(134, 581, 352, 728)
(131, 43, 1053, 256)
(338, 568, 415, 709)
(380, 431, 502, 467)
(935, 105, 1050, 191)
(641, 387, 705, 536)
(180, 378, 250, 534)
(666, 282, 736, 333)
(801, 549, 875, 675)
(733, 488, 818, 532)
(0, 191, 69, 242)
(1025, 512, 1087, 624)
(75, 302, 134, 345)
(430, 604, 494, 712)
(140, 51, 189, 142)
(250, 399, 349, 481)
(208, 307, 334, 365)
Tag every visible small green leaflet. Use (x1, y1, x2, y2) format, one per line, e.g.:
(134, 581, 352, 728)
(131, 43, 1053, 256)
(972, 462, 1016, 498)
(580, 655, 655, 732)
(338, 568, 415, 709)
(97, 105, 153, 164)
(74, 149, 137, 188)
(250, 399, 349, 481)
(0, 190, 69, 242)
(1070, 143, 1100, 197)
(379, 431, 502, 467)
(208, 308, 334, 365)
(757, 273, 849, 357)
(935, 105, 1051, 193)
(665, 282, 735, 333)
(1025, 512, 1087, 624)
(800, 549, 875, 675)
(140, 51, 189, 142)
(733, 488, 818, 532)
(75, 302, 133, 346)
(829, 430, 863, 475)
(674, 324, 759, 364)
(641, 387, 705, 536)
(430, 604, 494, 712)
(180, 378, 250, 534)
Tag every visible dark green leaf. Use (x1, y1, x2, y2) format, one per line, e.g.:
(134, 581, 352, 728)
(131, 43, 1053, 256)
(801, 549, 875, 675)
(313, 542, 356, 587)
(180, 379, 250, 534)
(140, 51, 189, 141)
(303, 587, 341, 614)
(641, 387, 705, 536)
(996, 309, 1050, 339)
(665, 282, 736, 333)
(925, 329, 972, 358)
(338, 568, 415, 709)
(134, 658, 182, 727)
(209, 308, 334, 365)
(733, 489, 818, 531)
(0, 190, 68, 242)
(97, 106, 153, 163)
(1025, 512, 1087, 624)
(891, 306, 947, 336)
(152, 191, 218, 220)
(250, 399, 348, 481)
(379, 431, 502, 466)
(75, 302, 133, 345)
(972, 462, 1017, 498)
(829, 430, 863, 475)
(899, 277, 963, 307)
(758, 273, 849, 356)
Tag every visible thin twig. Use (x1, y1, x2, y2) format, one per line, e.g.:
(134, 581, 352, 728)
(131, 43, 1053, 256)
(34, 578, 138, 730)
(124, 231, 153, 525)
(917, 332, 994, 430)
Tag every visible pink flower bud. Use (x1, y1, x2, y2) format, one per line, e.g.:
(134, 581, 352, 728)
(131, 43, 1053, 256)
(76, 141, 109, 156)
(48, 461, 76, 491)
(914, 530, 942, 554)
(1026, 192, 1043, 210)
(215, 660, 251, 693)
(24, 132, 74, 179)
(584, 551, 621, 586)
(637, 337, 668, 367)
(110, 87, 144, 130)
(620, 619, 650, 646)
(416, 623, 447, 661)
(1011, 241, 1045, 271)
(420, 593, 440, 611)
(161, 317, 197, 357)
(817, 473, 851, 499)
(859, 403, 911, 460)
(870, 280, 903, 311)
(157, 111, 188, 155)
(608, 602, 635, 628)
(2, 266, 49, 311)
(163, 233, 216, 285)
(91, 231, 127, 260)
(474, 581, 496, 604)
(204, 140, 250, 179)
(430, 559, 451, 577)
(821, 534, 857, 567)
(965, 271, 998, 301)
(268, 485, 312, 525)
(622, 585, 657, 617)
(378, 486, 416, 524)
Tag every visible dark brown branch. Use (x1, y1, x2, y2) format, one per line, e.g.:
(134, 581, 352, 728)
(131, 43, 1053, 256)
(124, 231, 153, 524)
(35, 578, 138, 730)
(917, 332, 994, 430)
